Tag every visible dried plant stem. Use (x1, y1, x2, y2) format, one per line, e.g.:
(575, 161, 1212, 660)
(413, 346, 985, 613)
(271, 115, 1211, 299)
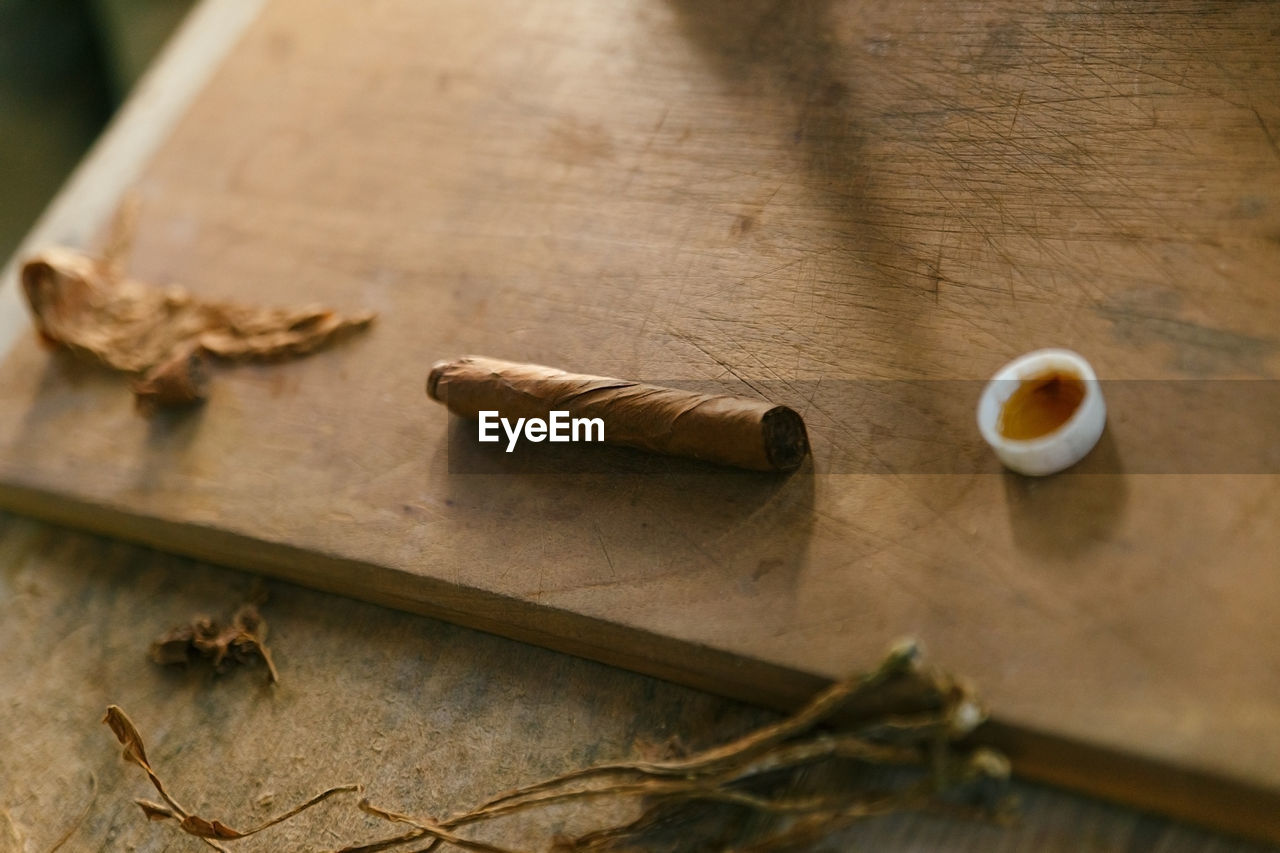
(103, 705, 358, 849)
(345, 641, 1004, 852)
(106, 640, 1009, 852)
(468, 640, 922, 818)
(431, 735, 919, 834)
(355, 800, 522, 853)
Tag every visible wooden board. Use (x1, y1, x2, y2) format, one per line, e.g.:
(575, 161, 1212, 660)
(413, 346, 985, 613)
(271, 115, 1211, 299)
(2, 0, 1279, 839)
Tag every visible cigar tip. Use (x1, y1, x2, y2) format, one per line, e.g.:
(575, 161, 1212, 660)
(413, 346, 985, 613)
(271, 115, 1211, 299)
(426, 360, 450, 400)
(762, 406, 810, 471)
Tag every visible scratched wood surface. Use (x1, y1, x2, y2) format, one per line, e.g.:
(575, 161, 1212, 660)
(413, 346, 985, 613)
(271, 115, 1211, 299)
(1, 0, 1278, 839)
(2, 510, 1276, 852)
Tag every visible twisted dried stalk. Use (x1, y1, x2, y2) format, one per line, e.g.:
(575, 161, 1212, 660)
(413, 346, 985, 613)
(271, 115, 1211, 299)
(106, 640, 1010, 852)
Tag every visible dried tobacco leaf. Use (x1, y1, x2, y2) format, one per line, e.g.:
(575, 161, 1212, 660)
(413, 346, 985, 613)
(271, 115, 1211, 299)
(21, 246, 373, 406)
(103, 704, 150, 769)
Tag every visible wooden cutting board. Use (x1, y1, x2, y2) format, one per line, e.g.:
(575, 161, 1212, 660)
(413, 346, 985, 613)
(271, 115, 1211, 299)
(2, 0, 1279, 839)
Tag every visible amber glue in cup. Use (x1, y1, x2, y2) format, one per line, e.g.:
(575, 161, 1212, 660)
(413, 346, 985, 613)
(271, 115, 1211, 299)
(976, 349, 1106, 476)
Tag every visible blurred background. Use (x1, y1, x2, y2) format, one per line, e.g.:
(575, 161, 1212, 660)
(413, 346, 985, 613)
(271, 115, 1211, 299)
(0, 0, 195, 261)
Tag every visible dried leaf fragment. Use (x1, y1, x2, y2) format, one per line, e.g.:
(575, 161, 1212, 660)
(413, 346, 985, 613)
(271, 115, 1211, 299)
(150, 601, 279, 683)
(104, 705, 194, 831)
(103, 704, 150, 769)
(180, 815, 246, 839)
(21, 246, 374, 406)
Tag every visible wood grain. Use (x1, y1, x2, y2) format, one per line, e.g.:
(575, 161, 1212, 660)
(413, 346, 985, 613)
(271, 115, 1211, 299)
(1, 0, 1278, 838)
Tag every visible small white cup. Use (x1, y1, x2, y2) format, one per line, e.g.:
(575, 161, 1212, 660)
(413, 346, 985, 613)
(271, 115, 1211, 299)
(977, 349, 1106, 476)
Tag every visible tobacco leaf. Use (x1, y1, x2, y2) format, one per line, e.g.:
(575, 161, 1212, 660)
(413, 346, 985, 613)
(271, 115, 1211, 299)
(21, 246, 373, 406)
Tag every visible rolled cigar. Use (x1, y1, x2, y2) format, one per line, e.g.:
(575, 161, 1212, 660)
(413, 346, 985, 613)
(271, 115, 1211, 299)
(427, 355, 809, 472)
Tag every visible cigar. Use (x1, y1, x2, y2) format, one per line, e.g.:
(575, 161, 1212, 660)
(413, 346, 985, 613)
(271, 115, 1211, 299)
(427, 356, 809, 472)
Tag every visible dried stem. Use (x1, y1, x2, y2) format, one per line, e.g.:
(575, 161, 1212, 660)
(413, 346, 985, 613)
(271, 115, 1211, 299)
(103, 705, 359, 849)
(107, 640, 1010, 852)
